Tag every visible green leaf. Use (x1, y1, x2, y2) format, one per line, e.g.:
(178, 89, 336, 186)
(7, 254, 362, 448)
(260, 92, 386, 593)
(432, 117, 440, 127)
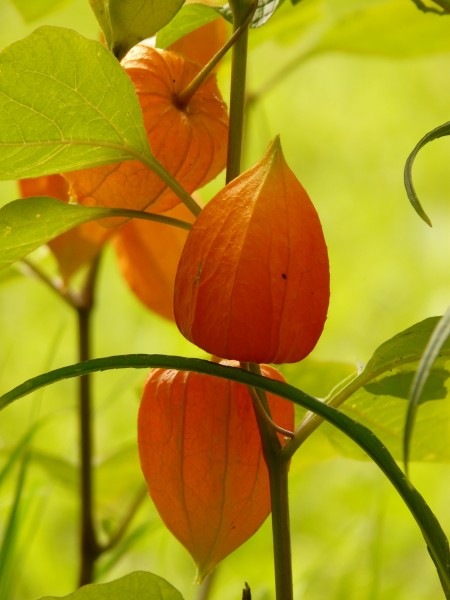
(108, 0, 185, 59)
(156, 4, 220, 49)
(218, 0, 283, 28)
(317, 318, 450, 462)
(1, 354, 450, 593)
(39, 571, 184, 600)
(404, 121, 450, 226)
(0, 26, 151, 180)
(404, 308, 450, 473)
(0, 197, 192, 270)
(10, 0, 69, 22)
(0, 197, 112, 269)
(88, 0, 113, 48)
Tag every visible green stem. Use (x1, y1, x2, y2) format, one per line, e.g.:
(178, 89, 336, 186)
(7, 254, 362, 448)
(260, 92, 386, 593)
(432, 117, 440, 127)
(267, 457, 293, 600)
(143, 155, 203, 217)
(243, 364, 294, 600)
(226, 1, 256, 182)
(176, 4, 257, 109)
(225, 6, 294, 597)
(77, 262, 101, 586)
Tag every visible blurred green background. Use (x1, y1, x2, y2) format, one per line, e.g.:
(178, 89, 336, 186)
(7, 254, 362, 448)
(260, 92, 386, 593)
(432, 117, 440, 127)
(0, 0, 449, 599)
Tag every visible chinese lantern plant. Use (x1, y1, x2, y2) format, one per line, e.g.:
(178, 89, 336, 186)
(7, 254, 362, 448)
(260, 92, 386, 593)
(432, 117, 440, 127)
(174, 136, 330, 364)
(135, 134, 330, 595)
(64, 42, 229, 215)
(138, 361, 295, 581)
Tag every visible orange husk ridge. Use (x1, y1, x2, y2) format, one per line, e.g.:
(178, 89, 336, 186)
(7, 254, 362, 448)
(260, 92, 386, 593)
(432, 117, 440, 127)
(63, 43, 229, 215)
(137, 361, 294, 580)
(174, 137, 330, 364)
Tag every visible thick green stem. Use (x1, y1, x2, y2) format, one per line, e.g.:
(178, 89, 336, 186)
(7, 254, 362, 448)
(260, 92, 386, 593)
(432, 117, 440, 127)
(243, 364, 294, 600)
(226, 1, 255, 182)
(268, 457, 293, 600)
(226, 7, 295, 597)
(77, 264, 101, 586)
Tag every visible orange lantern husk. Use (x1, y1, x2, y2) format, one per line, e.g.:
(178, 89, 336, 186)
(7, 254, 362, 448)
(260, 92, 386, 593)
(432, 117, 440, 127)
(64, 44, 229, 215)
(174, 137, 330, 364)
(113, 202, 194, 320)
(137, 361, 294, 580)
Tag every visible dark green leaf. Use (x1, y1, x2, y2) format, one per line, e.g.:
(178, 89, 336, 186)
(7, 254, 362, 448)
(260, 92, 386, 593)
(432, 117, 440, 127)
(313, 318, 450, 462)
(156, 4, 220, 49)
(108, 0, 185, 59)
(0, 197, 192, 270)
(0, 26, 151, 180)
(404, 121, 450, 226)
(1, 354, 450, 594)
(39, 571, 184, 600)
(404, 308, 450, 473)
(410, 0, 450, 14)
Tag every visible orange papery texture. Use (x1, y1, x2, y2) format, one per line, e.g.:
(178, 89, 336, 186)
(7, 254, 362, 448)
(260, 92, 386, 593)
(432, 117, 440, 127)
(137, 361, 294, 580)
(113, 202, 194, 321)
(169, 16, 228, 68)
(64, 43, 229, 214)
(174, 137, 330, 364)
(19, 175, 109, 284)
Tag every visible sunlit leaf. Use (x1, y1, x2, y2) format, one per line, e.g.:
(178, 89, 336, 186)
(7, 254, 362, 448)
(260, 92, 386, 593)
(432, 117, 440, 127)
(10, 0, 69, 22)
(404, 308, 450, 472)
(404, 121, 450, 226)
(156, 4, 219, 49)
(39, 571, 184, 600)
(0, 197, 113, 270)
(65, 43, 228, 215)
(108, 0, 185, 59)
(0, 26, 151, 180)
(19, 175, 109, 284)
(0, 197, 192, 270)
(319, 318, 450, 461)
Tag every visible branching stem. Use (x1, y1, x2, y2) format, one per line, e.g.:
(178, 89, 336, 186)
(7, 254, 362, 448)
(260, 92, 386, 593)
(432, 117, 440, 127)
(176, 3, 258, 109)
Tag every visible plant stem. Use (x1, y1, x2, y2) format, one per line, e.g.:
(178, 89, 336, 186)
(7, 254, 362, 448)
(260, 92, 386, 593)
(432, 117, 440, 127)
(245, 363, 294, 600)
(267, 456, 293, 600)
(176, 4, 257, 109)
(77, 262, 101, 586)
(225, 6, 294, 598)
(226, 1, 256, 182)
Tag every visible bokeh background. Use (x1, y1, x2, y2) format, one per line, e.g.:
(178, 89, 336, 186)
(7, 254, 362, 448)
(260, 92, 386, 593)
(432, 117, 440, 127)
(0, 1, 449, 599)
